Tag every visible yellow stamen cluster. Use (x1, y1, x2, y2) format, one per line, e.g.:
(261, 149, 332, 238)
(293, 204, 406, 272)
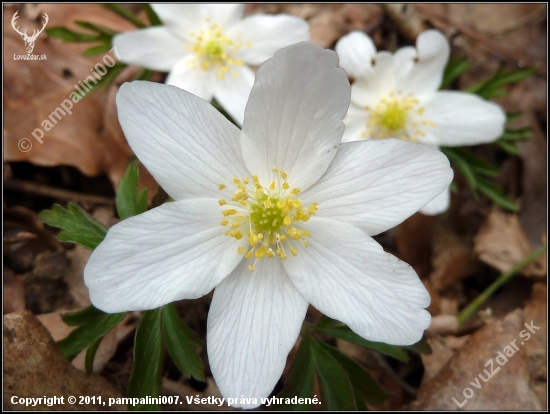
(362, 91, 435, 141)
(186, 19, 251, 79)
(219, 167, 319, 271)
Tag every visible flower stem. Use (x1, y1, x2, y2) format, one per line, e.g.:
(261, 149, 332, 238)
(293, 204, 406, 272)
(457, 244, 547, 327)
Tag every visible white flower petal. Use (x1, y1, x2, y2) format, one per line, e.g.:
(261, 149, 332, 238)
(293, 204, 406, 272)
(84, 199, 246, 313)
(229, 14, 309, 66)
(422, 91, 506, 146)
(335, 31, 377, 81)
(342, 104, 368, 143)
(151, 4, 206, 41)
(203, 4, 245, 27)
(419, 186, 450, 215)
(116, 81, 249, 200)
(113, 28, 187, 72)
(166, 55, 217, 101)
(213, 65, 255, 126)
(350, 51, 396, 107)
(241, 42, 350, 191)
(207, 258, 308, 408)
(300, 139, 453, 236)
(284, 217, 431, 345)
(395, 30, 450, 94)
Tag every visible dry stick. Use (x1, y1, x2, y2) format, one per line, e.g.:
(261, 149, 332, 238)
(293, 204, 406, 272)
(457, 244, 547, 327)
(4, 178, 114, 205)
(414, 5, 546, 77)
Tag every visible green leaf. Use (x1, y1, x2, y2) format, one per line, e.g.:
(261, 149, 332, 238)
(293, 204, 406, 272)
(103, 4, 147, 28)
(143, 4, 162, 26)
(116, 161, 148, 220)
(499, 128, 531, 141)
(85, 335, 104, 374)
(506, 112, 522, 123)
(61, 305, 107, 326)
(46, 26, 103, 42)
(467, 67, 534, 99)
(310, 337, 357, 410)
(477, 178, 518, 212)
(84, 43, 114, 56)
(318, 341, 388, 408)
(451, 147, 499, 177)
(403, 337, 432, 355)
(128, 308, 163, 410)
(162, 304, 205, 381)
(496, 139, 521, 155)
(77, 63, 127, 96)
(57, 312, 125, 360)
(317, 325, 410, 362)
(135, 68, 153, 81)
(441, 57, 470, 89)
(75, 20, 118, 37)
(440, 147, 478, 195)
(39, 203, 107, 250)
(274, 335, 316, 410)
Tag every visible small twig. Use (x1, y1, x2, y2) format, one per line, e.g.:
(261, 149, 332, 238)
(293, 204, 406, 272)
(457, 245, 547, 327)
(414, 5, 546, 77)
(5, 178, 114, 205)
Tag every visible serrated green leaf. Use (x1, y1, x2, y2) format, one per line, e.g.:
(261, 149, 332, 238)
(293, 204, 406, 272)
(273, 335, 316, 410)
(116, 161, 148, 220)
(57, 312, 125, 360)
(441, 57, 470, 89)
(39, 203, 107, 250)
(128, 308, 163, 410)
(318, 341, 388, 408)
(75, 20, 118, 37)
(103, 4, 147, 28)
(84, 43, 114, 56)
(310, 337, 357, 410)
(477, 178, 518, 212)
(85, 335, 103, 374)
(45, 26, 103, 42)
(317, 326, 410, 362)
(162, 304, 205, 381)
(61, 305, 106, 326)
(143, 4, 162, 26)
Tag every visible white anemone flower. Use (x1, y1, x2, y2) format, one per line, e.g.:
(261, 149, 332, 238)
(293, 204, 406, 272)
(336, 30, 506, 215)
(84, 42, 453, 408)
(113, 4, 309, 125)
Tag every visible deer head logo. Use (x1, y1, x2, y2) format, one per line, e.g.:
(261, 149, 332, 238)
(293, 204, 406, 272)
(12, 11, 49, 54)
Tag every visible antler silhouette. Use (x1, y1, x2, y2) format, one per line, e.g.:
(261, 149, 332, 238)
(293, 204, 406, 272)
(11, 11, 27, 38)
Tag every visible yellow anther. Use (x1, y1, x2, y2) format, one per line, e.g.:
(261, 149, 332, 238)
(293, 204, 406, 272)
(283, 215, 292, 226)
(245, 250, 253, 259)
(231, 221, 240, 228)
(219, 183, 226, 190)
(220, 218, 228, 226)
(255, 247, 266, 259)
(223, 209, 237, 216)
(291, 247, 298, 257)
(282, 182, 289, 189)
(218, 199, 227, 206)
(249, 233, 259, 246)
(291, 188, 301, 195)
(238, 246, 245, 254)
(292, 200, 302, 209)
(303, 230, 311, 237)
(269, 180, 275, 190)
(248, 264, 255, 271)
(257, 233, 264, 240)
(264, 197, 272, 208)
(267, 249, 274, 258)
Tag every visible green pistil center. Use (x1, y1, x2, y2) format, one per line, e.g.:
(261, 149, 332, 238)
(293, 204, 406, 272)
(249, 194, 284, 233)
(380, 105, 407, 133)
(205, 39, 224, 59)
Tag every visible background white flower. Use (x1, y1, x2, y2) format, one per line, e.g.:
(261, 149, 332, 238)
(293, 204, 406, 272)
(113, 4, 309, 125)
(84, 42, 452, 408)
(336, 30, 506, 215)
